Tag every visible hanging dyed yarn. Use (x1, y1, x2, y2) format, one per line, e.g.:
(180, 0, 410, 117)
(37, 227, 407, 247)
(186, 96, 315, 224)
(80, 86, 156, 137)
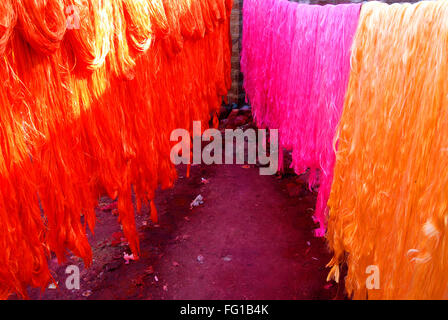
(327, 0, 448, 299)
(241, 0, 360, 236)
(0, 0, 232, 299)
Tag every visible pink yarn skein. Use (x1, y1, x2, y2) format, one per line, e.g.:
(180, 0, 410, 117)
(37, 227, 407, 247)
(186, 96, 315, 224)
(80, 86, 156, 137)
(241, 0, 361, 236)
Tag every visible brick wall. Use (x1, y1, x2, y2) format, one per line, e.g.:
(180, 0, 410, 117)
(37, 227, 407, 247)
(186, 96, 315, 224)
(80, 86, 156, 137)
(228, 0, 244, 105)
(227, 0, 423, 106)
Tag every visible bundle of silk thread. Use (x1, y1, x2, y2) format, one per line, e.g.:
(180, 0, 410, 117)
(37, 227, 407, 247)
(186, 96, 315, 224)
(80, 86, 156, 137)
(0, 0, 232, 299)
(327, 0, 448, 299)
(241, 0, 360, 236)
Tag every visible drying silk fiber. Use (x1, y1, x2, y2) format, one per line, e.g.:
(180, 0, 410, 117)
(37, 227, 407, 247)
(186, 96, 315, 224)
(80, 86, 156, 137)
(241, 0, 360, 236)
(0, 0, 232, 298)
(327, 0, 448, 299)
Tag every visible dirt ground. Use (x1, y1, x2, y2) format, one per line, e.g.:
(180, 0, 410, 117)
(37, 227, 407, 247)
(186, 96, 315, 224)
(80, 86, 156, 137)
(18, 157, 342, 300)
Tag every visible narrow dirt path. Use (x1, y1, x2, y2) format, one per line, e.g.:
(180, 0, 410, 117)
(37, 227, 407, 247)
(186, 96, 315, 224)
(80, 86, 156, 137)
(151, 164, 336, 300)
(23, 162, 339, 300)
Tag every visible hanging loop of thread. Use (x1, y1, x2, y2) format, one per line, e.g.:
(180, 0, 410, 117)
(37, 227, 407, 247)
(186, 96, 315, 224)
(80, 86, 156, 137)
(16, 0, 67, 55)
(0, 0, 17, 56)
(64, 0, 113, 73)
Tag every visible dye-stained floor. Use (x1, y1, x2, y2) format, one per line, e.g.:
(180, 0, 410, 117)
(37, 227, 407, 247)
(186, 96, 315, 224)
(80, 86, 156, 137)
(20, 160, 341, 300)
